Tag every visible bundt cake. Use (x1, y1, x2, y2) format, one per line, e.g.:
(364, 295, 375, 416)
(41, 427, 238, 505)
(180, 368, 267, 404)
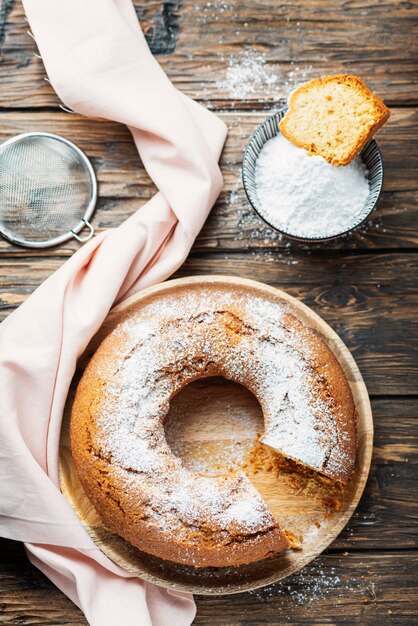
(71, 279, 356, 568)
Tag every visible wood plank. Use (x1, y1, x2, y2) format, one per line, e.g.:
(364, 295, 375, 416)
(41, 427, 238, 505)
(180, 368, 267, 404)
(0, 1, 417, 108)
(0, 540, 86, 625)
(194, 552, 418, 625)
(337, 398, 417, 550)
(0, 540, 416, 625)
(1, 187, 415, 254)
(0, 108, 416, 256)
(2, 251, 417, 394)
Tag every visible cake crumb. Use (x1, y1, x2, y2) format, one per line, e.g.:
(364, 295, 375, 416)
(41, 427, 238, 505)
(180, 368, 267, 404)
(321, 496, 341, 516)
(283, 529, 302, 550)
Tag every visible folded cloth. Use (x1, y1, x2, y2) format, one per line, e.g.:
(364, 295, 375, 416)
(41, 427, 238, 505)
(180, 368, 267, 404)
(0, 1, 227, 624)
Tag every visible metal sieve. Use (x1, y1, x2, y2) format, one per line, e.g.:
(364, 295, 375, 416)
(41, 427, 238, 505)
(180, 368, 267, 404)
(0, 132, 97, 248)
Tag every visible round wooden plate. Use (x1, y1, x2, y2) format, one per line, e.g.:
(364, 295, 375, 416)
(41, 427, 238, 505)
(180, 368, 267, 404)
(59, 275, 373, 595)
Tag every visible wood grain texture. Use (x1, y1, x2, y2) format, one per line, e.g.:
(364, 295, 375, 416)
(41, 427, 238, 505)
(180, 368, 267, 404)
(1, 539, 417, 625)
(193, 552, 418, 626)
(0, 0, 417, 622)
(0, 1, 417, 108)
(2, 253, 417, 395)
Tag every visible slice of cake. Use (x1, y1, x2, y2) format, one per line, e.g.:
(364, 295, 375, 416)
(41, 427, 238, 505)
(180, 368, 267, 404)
(279, 74, 390, 166)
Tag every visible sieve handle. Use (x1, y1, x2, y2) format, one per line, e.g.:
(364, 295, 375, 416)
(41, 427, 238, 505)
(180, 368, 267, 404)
(71, 219, 95, 243)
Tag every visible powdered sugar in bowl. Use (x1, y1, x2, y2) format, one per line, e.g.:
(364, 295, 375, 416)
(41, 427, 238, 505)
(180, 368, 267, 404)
(242, 108, 384, 242)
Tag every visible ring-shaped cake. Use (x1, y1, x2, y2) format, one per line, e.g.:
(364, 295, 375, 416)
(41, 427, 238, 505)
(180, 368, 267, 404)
(71, 282, 356, 568)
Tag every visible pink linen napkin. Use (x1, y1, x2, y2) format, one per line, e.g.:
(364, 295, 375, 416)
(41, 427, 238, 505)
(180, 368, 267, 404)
(0, 1, 227, 624)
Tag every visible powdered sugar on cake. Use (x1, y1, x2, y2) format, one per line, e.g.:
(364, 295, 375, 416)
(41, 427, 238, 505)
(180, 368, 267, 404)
(93, 286, 353, 538)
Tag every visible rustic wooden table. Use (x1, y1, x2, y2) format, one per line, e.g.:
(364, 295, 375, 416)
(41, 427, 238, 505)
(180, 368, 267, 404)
(1, 0, 417, 624)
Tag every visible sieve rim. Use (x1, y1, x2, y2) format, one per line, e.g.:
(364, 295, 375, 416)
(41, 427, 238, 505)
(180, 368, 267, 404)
(0, 131, 97, 248)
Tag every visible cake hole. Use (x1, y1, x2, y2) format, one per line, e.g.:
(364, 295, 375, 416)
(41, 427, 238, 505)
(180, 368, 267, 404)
(164, 376, 264, 476)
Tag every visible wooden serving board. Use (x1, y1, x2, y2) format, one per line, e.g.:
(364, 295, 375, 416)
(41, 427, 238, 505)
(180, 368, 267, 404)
(59, 275, 373, 595)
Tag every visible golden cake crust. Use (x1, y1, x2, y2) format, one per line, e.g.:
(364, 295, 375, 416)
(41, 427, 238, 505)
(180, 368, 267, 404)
(71, 284, 356, 568)
(279, 74, 390, 166)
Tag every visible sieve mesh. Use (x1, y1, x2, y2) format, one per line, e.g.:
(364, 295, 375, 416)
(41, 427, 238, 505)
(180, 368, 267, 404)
(0, 133, 96, 247)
